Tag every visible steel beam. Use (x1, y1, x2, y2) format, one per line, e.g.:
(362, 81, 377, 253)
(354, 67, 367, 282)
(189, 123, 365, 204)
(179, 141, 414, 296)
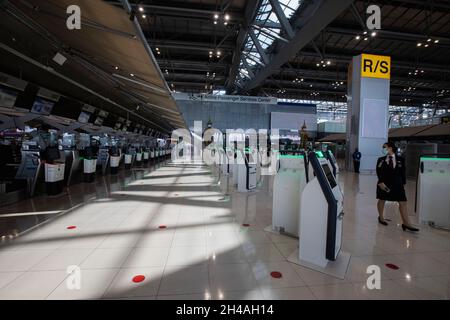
(249, 28, 269, 64)
(268, 0, 295, 39)
(241, 0, 354, 92)
(226, 0, 261, 92)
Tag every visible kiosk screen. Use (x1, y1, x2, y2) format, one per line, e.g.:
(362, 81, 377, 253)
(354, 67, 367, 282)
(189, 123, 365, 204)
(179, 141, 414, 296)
(321, 164, 337, 189)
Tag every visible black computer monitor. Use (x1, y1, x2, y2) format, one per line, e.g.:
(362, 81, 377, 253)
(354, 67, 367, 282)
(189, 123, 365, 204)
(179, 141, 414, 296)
(51, 97, 83, 120)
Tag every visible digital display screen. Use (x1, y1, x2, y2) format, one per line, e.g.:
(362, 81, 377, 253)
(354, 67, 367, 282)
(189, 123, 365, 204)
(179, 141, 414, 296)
(94, 117, 104, 126)
(0, 86, 18, 108)
(98, 110, 109, 118)
(30, 98, 54, 115)
(78, 111, 91, 124)
(321, 164, 337, 189)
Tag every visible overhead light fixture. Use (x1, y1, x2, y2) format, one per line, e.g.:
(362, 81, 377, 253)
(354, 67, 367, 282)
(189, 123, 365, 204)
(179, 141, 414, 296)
(417, 42, 422, 47)
(434, 39, 439, 43)
(363, 31, 367, 35)
(142, 14, 146, 19)
(371, 31, 377, 37)
(114, 66, 119, 70)
(224, 14, 230, 21)
(326, 60, 331, 65)
(214, 21, 218, 25)
(52, 52, 67, 66)
(355, 35, 361, 40)
(214, 14, 219, 19)
(224, 22, 228, 25)
(364, 37, 368, 41)
(427, 38, 432, 42)
(139, 7, 144, 12)
(130, 73, 135, 77)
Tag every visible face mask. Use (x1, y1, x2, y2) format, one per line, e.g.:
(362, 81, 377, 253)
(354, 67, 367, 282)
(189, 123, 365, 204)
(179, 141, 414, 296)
(382, 148, 388, 155)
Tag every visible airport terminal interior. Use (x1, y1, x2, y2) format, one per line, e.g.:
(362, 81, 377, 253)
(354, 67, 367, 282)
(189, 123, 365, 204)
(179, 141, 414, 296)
(0, 0, 449, 301)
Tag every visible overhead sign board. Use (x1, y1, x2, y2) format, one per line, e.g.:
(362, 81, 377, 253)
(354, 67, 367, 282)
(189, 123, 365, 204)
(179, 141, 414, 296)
(361, 54, 391, 80)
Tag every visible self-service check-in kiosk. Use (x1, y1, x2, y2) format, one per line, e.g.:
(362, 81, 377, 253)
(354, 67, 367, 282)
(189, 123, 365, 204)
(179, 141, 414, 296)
(288, 151, 350, 279)
(237, 148, 257, 192)
(82, 146, 97, 183)
(62, 134, 82, 186)
(417, 154, 450, 229)
(325, 149, 339, 183)
(98, 147, 110, 175)
(143, 148, 150, 164)
(109, 146, 121, 175)
(15, 140, 43, 197)
(150, 148, 155, 161)
(135, 147, 143, 166)
(43, 146, 65, 195)
(268, 153, 308, 237)
(220, 147, 233, 175)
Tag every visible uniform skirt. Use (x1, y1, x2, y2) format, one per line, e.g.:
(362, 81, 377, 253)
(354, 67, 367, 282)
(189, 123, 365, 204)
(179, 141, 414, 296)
(376, 181, 407, 202)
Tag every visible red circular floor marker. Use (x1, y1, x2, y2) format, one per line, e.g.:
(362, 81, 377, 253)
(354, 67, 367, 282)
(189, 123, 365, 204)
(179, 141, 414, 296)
(158, 225, 167, 229)
(270, 271, 283, 279)
(385, 263, 399, 270)
(242, 223, 250, 227)
(66, 226, 77, 230)
(132, 275, 145, 283)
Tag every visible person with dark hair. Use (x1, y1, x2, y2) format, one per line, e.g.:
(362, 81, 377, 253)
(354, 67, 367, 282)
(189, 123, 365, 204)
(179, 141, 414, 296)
(376, 142, 419, 231)
(352, 148, 361, 173)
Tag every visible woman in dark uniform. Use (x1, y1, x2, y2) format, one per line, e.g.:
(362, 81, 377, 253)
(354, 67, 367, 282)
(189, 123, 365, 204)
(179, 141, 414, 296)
(376, 142, 419, 232)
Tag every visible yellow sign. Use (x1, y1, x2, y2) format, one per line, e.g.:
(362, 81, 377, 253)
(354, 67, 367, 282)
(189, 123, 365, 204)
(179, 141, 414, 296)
(361, 54, 391, 80)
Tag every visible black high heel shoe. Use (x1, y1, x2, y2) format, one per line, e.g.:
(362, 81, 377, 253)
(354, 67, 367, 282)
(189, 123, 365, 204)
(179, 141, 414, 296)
(378, 217, 388, 226)
(402, 224, 419, 232)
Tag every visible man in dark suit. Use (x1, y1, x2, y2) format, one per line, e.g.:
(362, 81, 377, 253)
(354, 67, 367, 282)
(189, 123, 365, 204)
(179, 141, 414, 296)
(352, 148, 361, 173)
(376, 142, 418, 232)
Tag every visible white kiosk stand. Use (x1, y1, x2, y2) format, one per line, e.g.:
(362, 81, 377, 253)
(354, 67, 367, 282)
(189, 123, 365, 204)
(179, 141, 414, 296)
(417, 154, 450, 229)
(237, 148, 257, 192)
(288, 151, 350, 279)
(267, 153, 308, 237)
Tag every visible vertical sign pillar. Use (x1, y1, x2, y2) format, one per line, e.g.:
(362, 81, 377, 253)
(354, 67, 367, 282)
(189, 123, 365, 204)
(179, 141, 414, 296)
(346, 54, 391, 173)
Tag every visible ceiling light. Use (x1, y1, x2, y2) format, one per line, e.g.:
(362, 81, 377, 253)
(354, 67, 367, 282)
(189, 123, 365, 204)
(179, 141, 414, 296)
(214, 14, 219, 19)
(114, 66, 119, 70)
(209, 51, 213, 55)
(217, 51, 221, 55)
(130, 73, 134, 77)
(355, 35, 360, 40)
(364, 37, 368, 41)
(316, 63, 320, 67)
(139, 7, 144, 12)
(327, 60, 331, 65)
(427, 38, 432, 42)
(424, 44, 429, 47)
(417, 43, 422, 47)
(155, 47, 159, 51)
(434, 39, 439, 43)
(213, 21, 217, 25)
(363, 31, 367, 35)
(224, 22, 228, 25)
(224, 14, 230, 21)
(142, 14, 146, 19)
(371, 31, 377, 37)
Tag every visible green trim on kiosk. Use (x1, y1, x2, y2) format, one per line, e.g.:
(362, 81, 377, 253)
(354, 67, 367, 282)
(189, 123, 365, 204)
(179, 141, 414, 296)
(279, 155, 304, 159)
(315, 151, 325, 158)
(420, 157, 450, 161)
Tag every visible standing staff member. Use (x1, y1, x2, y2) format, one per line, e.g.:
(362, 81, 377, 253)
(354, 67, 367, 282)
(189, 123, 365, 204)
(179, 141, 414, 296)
(376, 142, 419, 232)
(352, 148, 361, 173)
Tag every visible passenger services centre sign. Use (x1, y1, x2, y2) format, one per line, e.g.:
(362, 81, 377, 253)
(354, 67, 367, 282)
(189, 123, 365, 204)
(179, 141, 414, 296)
(172, 92, 278, 105)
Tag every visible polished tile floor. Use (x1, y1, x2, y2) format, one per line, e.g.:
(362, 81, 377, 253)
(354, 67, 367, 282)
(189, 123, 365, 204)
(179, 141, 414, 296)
(0, 160, 450, 300)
